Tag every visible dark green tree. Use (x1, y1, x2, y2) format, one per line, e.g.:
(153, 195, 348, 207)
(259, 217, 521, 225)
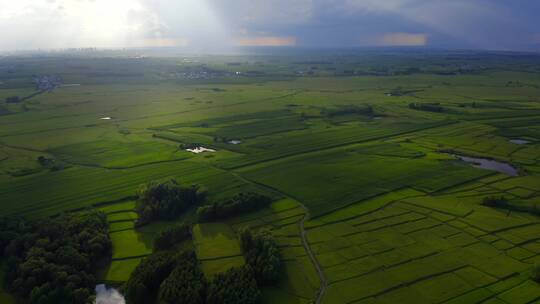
(197, 192, 272, 222)
(532, 264, 540, 283)
(2, 211, 111, 304)
(482, 196, 508, 208)
(153, 223, 192, 251)
(136, 179, 206, 224)
(206, 267, 260, 304)
(240, 228, 281, 284)
(124, 251, 178, 304)
(158, 251, 206, 304)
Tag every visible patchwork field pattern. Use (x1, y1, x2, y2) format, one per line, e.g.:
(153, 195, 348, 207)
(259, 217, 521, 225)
(307, 195, 540, 303)
(1, 53, 540, 302)
(97, 201, 153, 283)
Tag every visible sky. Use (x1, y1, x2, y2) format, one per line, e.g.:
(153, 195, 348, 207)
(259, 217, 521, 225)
(0, 0, 539, 52)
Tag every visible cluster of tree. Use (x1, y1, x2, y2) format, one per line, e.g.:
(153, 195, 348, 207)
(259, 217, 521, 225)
(206, 266, 260, 304)
(434, 71, 460, 76)
(408, 102, 445, 113)
(533, 264, 540, 283)
(482, 196, 509, 208)
(458, 101, 479, 108)
(124, 250, 260, 304)
(124, 251, 179, 304)
(153, 223, 192, 251)
(178, 143, 206, 149)
(0, 216, 32, 257)
(158, 251, 206, 304)
(322, 105, 374, 118)
(505, 81, 524, 88)
(482, 196, 540, 216)
(5, 96, 20, 103)
(37, 155, 54, 167)
(385, 88, 424, 96)
(197, 192, 272, 222)
(239, 228, 281, 284)
(0, 211, 111, 304)
(212, 136, 236, 143)
(37, 155, 65, 171)
(136, 179, 206, 225)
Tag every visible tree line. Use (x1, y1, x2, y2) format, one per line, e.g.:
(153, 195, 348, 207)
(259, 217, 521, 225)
(322, 105, 374, 118)
(197, 192, 272, 222)
(123, 250, 259, 304)
(136, 180, 274, 224)
(5, 96, 20, 103)
(482, 195, 539, 216)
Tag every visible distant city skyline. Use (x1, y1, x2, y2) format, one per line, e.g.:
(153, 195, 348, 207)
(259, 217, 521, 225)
(1, 0, 539, 52)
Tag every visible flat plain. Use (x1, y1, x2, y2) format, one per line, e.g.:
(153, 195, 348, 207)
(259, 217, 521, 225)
(1, 50, 540, 303)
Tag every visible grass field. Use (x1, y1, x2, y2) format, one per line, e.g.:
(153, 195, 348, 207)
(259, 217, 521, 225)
(1, 51, 540, 303)
(193, 223, 246, 279)
(0, 160, 267, 217)
(239, 146, 491, 216)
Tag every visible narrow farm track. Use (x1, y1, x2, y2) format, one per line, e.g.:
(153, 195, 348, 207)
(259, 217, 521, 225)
(298, 203, 328, 304)
(224, 169, 328, 304)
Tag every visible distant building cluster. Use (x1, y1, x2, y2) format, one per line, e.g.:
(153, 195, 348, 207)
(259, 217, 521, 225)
(166, 66, 241, 80)
(33, 75, 63, 92)
(171, 69, 234, 80)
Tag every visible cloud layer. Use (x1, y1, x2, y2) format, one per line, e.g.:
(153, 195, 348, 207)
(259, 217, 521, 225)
(0, 0, 538, 51)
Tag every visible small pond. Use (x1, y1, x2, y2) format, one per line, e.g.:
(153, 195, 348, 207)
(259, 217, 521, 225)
(454, 154, 519, 176)
(509, 139, 530, 145)
(228, 140, 242, 145)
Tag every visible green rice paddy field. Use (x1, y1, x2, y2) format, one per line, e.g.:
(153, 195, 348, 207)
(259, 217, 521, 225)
(1, 52, 540, 303)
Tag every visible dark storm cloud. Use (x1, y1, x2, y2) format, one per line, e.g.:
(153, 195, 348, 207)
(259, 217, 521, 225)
(207, 0, 540, 50)
(0, 0, 539, 51)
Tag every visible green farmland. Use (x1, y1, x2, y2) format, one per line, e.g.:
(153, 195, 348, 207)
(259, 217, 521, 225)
(1, 50, 540, 303)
